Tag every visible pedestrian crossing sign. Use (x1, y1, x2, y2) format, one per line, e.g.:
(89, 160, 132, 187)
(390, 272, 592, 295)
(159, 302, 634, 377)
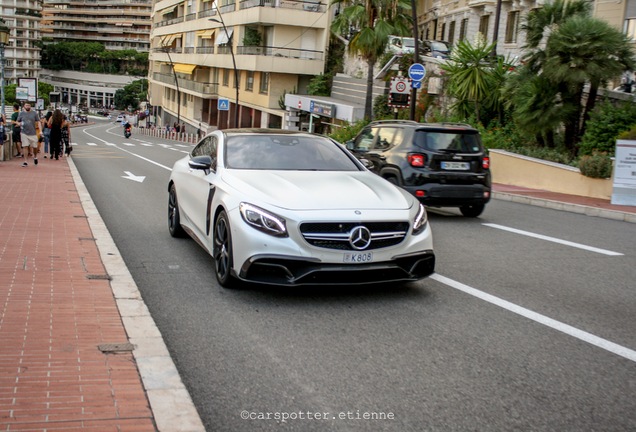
(218, 98, 230, 111)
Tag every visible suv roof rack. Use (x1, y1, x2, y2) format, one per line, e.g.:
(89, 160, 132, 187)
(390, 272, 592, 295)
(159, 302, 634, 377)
(369, 119, 419, 125)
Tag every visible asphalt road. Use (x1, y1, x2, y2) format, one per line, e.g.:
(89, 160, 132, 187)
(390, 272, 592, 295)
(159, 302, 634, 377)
(72, 121, 636, 432)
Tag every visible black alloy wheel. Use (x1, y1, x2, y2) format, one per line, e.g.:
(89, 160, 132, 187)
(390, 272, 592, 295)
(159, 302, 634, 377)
(168, 184, 186, 237)
(213, 211, 237, 288)
(459, 204, 485, 218)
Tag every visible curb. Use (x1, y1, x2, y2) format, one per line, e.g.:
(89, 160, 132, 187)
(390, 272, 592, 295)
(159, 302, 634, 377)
(67, 157, 206, 432)
(493, 191, 636, 224)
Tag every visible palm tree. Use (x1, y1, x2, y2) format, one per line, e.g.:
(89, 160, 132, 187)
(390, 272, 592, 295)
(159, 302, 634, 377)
(331, 0, 412, 119)
(543, 16, 635, 142)
(440, 36, 510, 125)
(514, 0, 635, 153)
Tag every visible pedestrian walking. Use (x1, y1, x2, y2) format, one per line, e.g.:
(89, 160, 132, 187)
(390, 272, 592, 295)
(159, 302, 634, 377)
(16, 103, 41, 167)
(10, 103, 23, 158)
(47, 109, 66, 160)
(62, 115, 72, 156)
(41, 111, 53, 158)
(0, 112, 6, 151)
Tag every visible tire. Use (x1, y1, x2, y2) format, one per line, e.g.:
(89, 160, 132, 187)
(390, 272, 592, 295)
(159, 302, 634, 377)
(385, 176, 400, 186)
(459, 204, 485, 218)
(168, 184, 186, 237)
(213, 211, 238, 288)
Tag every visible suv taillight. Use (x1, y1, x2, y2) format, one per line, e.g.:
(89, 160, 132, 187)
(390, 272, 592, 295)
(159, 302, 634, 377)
(408, 153, 427, 167)
(482, 156, 490, 170)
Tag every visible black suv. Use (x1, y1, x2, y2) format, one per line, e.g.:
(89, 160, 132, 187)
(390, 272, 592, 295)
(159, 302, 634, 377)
(346, 120, 491, 217)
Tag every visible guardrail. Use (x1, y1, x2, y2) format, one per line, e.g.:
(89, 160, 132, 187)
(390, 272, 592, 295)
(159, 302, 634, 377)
(132, 126, 199, 144)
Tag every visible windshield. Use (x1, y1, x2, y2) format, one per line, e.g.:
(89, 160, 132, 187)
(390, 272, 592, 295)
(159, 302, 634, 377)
(430, 42, 449, 52)
(225, 135, 361, 171)
(414, 131, 482, 153)
(403, 38, 416, 48)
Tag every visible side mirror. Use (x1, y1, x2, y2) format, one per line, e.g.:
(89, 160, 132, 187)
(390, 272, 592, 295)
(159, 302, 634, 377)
(345, 140, 354, 150)
(360, 158, 374, 169)
(189, 155, 213, 174)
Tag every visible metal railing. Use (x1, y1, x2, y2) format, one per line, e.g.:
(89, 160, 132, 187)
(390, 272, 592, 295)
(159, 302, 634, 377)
(152, 72, 219, 95)
(239, 0, 324, 12)
(236, 45, 323, 60)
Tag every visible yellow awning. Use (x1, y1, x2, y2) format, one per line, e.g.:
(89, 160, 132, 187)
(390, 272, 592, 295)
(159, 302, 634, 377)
(161, 5, 177, 15)
(173, 63, 196, 74)
(160, 34, 176, 46)
(197, 29, 215, 39)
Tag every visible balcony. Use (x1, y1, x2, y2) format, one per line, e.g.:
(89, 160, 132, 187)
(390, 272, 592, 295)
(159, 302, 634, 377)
(236, 45, 323, 61)
(152, 72, 219, 97)
(239, 0, 325, 13)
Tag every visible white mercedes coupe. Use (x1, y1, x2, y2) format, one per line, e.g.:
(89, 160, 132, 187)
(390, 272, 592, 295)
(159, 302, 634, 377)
(168, 129, 435, 288)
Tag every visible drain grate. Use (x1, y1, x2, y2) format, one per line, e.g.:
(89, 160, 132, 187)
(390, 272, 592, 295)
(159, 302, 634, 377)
(98, 343, 135, 353)
(86, 274, 112, 280)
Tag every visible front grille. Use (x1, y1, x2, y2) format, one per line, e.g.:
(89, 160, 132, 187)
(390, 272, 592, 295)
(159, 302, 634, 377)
(300, 222, 409, 251)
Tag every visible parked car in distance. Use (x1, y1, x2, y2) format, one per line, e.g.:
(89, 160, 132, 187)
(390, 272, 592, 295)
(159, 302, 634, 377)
(116, 114, 124, 122)
(346, 120, 491, 217)
(422, 40, 451, 59)
(387, 36, 421, 55)
(168, 129, 435, 288)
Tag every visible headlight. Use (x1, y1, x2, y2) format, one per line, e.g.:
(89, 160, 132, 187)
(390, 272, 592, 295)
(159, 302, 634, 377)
(412, 203, 428, 234)
(239, 203, 288, 237)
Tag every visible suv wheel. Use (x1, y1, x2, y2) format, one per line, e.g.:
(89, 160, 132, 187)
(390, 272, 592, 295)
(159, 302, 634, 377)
(384, 176, 400, 185)
(460, 204, 485, 218)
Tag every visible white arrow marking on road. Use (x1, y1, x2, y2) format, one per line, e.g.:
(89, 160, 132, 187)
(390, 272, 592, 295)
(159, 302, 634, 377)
(121, 171, 146, 183)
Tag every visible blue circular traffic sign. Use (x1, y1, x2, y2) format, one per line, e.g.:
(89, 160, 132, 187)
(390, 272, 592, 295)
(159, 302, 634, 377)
(408, 63, 426, 81)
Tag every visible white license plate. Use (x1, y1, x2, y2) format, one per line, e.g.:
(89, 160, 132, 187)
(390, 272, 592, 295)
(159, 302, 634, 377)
(441, 161, 470, 170)
(343, 252, 373, 263)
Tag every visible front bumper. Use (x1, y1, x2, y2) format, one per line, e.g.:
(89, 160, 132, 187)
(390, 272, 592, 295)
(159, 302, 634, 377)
(237, 251, 435, 286)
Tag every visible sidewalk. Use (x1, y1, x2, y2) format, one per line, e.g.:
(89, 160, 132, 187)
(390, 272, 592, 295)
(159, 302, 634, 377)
(0, 156, 204, 431)
(492, 183, 636, 223)
(1, 156, 634, 432)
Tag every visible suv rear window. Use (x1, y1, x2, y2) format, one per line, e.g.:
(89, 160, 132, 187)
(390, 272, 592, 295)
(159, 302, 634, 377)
(414, 130, 482, 153)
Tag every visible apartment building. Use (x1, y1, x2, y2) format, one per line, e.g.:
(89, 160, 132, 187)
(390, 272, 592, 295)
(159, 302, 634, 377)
(40, 0, 152, 108)
(416, 0, 636, 61)
(0, 0, 42, 87)
(148, 0, 330, 133)
(41, 0, 152, 51)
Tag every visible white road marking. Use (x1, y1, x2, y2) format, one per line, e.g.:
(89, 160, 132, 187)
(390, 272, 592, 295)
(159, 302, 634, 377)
(431, 273, 636, 363)
(483, 223, 623, 256)
(82, 127, 173, 171)
(86, 142, 98, 146)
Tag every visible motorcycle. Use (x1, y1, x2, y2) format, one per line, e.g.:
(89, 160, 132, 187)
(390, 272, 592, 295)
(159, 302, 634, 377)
(124, 125, 131, 139)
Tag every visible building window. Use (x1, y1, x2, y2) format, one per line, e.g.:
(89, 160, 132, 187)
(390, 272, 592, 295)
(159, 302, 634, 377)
(448, 21, 456, 45)
(459, 19, 468, 41)
(479, 15, 490, 39)
(505, 11, 520, 43)
(259, 72, 269, 94)
(223, 68, 229, 86)
(246, 71, 254, 92)
(440, 23, 446, 41)
(626, 18, 636, 40)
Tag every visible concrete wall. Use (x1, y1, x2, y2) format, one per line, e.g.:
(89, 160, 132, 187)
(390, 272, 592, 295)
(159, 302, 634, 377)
(490, 149, 613, 200)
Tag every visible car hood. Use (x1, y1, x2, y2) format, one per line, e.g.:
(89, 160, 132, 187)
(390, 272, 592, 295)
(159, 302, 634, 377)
(222, 170, 413, 211)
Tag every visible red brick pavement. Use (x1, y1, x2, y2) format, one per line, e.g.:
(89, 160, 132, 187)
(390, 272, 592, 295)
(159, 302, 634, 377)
(0, 156, 156, 431)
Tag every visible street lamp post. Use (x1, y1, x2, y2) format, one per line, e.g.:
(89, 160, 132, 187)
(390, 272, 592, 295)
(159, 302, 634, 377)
(161, 36, 181, 129)
(210, 15, 239, 128)
(0, 20, 9, 161)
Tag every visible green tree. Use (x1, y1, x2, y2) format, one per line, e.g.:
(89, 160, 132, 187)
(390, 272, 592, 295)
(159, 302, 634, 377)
(542, 16, 635, 142)
(516, 0, 635, 154)
(331, 0, 412, 119)
(440, 36, 510, 125)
